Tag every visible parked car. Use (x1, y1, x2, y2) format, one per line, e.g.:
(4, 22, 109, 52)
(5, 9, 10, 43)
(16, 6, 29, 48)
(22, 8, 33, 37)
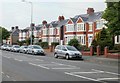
(54, 45, 82, 60)
(0, 44, 7, 50)
(11, 45, 20, 52)
(6, 45, 12, 51)
(19, 46, 28, 53)
(27, 45, 45, 55)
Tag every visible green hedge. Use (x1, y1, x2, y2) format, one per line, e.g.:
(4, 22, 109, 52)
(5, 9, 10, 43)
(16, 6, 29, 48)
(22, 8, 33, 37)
(51, 42, 59, 48)
(113, 44, 120, 50)
(39, 42, 49, 49)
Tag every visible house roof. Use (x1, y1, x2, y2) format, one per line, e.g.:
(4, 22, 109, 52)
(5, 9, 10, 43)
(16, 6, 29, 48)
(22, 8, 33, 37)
(35, 24, 43, 30)
(11, 29, 19, 36)
(74, 11, 103, 22)
(57, 19, 69, 27)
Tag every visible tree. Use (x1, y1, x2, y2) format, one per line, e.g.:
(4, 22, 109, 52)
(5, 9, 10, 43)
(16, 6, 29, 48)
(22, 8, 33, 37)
(25, 35, 34, 45)
(68, 38, 81, 50)
(0, 26, 10, 44)
(92, 28, 113, 52)
(102, 1, 120, 46)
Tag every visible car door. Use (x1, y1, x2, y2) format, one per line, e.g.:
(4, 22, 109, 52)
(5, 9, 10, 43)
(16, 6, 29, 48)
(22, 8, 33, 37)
(55, 46, 62, 57)
(61, 46, 67, 57)
(27, 46, 32, 53)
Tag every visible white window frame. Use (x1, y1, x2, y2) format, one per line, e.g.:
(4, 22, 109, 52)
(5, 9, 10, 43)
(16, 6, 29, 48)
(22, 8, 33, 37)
(77, 23, 85, 31)
(66, 24, 74, 32)
(88, 22, 93, 32)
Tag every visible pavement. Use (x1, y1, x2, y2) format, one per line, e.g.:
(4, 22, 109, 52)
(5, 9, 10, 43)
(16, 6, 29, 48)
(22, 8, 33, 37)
(45, 51, 119, 67)
(1, 50, 120, 82)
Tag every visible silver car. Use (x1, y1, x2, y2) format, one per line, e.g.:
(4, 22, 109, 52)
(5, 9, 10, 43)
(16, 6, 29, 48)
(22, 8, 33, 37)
(11, 45, 20, 52)
(1, 44, 7, 50)
(19, 46, 28, 53)
(27, 45, 45, 55)
(54, 45, 82, 60)
(6, 45, 12, 51)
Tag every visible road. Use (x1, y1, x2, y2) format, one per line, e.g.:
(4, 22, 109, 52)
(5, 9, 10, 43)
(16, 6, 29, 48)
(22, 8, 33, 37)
(1, 50, 120, 83)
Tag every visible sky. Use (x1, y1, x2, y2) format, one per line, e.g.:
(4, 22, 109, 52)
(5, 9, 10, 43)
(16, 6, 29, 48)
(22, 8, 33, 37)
(0, 0, 107, 31)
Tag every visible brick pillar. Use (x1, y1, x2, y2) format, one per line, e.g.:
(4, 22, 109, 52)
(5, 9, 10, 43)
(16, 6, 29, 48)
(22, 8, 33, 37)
(97, 45, 101, 56)
(90, 46, 94, 56)
(104, 46, 108, 57)
(50, 46, 53, 52)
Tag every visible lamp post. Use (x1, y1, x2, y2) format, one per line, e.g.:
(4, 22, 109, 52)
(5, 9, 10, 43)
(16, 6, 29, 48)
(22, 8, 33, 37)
(22, 0, 34, 45)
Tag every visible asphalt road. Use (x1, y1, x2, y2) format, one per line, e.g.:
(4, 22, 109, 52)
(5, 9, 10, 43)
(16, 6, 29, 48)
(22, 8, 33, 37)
(1, 50, 120, 83)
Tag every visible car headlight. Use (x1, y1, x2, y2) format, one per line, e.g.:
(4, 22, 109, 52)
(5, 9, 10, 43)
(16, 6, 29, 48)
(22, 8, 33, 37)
(79, 52, 82, 55)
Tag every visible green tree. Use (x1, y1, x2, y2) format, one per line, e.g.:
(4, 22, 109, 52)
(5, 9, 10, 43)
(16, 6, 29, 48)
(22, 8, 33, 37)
(102, 1, 120, 46)
(94, 28, 112, 52)
(68, 38, 81, 50)
(0, 26, 10, 40)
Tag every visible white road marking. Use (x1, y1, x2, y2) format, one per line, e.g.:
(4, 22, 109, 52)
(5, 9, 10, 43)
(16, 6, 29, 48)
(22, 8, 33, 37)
(92, 69, 120, 76)
(1, 72, 4, 74)
(51, 62, 77, 67)
(14, 58, 23, 62)
(3, 56, 11, 59)
(35, 59, 44, 61)
(29, 63, 38, 66)
(52, 67, 80, 69)
(97, 78, 120, 81)
(12, 79, 16, 81)
(51, 62, 65, 65)
(38, 64, 59, 66)
(105, 71, 120, 76)
(71, 71, 103, 74)
(65, 72, 99, 82)
(6, 75, 10, 78)
(37, 65, 50, 69)
(28, 63, 49, 69)
(92, 69, 104, 73)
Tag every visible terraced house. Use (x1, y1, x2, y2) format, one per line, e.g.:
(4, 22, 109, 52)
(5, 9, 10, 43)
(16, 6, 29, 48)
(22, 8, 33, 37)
(19, 8, 107, 47)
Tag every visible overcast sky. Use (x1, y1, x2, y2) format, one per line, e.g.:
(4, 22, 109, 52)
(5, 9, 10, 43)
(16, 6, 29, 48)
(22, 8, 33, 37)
(0, 0, 107, 31)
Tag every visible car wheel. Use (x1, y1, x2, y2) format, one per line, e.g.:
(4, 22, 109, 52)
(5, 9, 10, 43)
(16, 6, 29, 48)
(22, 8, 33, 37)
(23, 50, 26, 54)
(32, 51, 35, 55)
(54, 53, 58, 58)
(66, 54, 69, 60)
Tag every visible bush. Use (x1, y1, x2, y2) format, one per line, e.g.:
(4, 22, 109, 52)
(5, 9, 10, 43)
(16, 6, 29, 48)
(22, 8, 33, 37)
(91, 39, 98, 52)
(98, 39, 113, 51)
(51, 42, 59, 48)
(113, 44, 120, 50)
(68, 38, 80, 50)
(39, 42, 49, 49)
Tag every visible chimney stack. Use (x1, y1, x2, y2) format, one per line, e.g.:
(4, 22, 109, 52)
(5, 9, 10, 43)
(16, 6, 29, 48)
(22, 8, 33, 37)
(15, 26, 18, 29)
(58, 16, 65, 21)
(87, 8, 94, 15)
(42, 20, 47, 25)
(11, 27, 14, 30)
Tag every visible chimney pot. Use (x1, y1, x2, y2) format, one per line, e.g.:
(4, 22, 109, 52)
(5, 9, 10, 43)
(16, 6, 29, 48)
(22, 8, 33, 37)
(87, 8, 94, 15)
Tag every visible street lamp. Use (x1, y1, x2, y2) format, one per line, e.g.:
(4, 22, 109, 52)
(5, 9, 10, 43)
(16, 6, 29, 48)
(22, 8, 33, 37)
(22, 0, 34, 45)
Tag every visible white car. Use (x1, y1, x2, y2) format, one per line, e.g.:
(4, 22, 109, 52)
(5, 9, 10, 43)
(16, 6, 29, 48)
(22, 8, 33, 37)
(6, 45, 12, 51)
(54, 45, 82, 60)
(19, 46, 28, 53)
(27, 45, 45, 55)
(1, 44, 7, 50)
(11, 45, 20, 52)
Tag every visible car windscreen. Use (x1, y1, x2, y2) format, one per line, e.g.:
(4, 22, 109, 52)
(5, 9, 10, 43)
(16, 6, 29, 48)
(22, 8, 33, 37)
(14, 46, 20, 48)
(66, 46, 78, 51)
(33, 46, 42, 49)
(9, 45, 12, 47)
(24, 46, 28, 48)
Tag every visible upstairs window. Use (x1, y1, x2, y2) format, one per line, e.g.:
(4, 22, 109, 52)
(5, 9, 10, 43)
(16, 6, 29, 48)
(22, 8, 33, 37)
(89, 23, 92, 31)
(77, 23, 85, 31)
(96, 21, 104, 29)
(66, 24, 74, 32)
